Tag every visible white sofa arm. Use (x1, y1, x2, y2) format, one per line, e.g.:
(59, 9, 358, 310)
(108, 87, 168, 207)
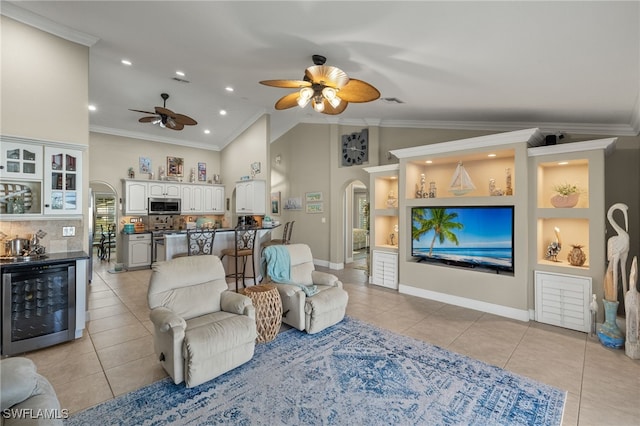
(149, 307, 187, 334)
(312, 270, 342, 288)
(221, 291, 255, 319)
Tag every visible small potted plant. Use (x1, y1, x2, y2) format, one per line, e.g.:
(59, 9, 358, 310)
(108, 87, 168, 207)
(551, 183, 580, 208)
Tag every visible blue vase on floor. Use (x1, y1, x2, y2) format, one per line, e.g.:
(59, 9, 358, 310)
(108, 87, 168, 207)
(597, 299, 625, 349)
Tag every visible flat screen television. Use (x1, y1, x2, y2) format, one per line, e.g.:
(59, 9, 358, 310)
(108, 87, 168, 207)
(411, 206, 514, 274)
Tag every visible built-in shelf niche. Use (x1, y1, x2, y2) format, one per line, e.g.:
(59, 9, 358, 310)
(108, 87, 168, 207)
(373, 176, 399, 211)
(537, 159, 589, 209)
(405, 149, 515, 200)
(537, 218, 590, 269)
(374, 215, 399, 249)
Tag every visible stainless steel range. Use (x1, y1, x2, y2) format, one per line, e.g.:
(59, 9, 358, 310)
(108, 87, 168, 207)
(149, 215, 178, 263)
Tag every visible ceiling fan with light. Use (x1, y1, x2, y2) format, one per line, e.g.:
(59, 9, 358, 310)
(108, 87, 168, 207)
(259, 55, 380, 115)
(129, 93, 197, 130)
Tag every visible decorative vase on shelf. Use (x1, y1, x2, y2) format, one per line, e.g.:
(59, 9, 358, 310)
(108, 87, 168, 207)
(597, 299, 625, 349)
(567, 245, 587, 266)
(550, 193, 579, 208)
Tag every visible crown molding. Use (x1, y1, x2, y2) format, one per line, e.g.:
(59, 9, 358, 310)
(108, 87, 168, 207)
(527, 138, 617, 157)
(1, 2, 99, 46)
(89, 126, 221, 151)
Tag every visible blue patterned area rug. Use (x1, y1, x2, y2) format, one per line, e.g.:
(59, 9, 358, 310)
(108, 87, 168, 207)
(69, 317, 565, 425)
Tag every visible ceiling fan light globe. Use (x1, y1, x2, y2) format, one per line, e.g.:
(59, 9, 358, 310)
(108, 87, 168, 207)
(322, 87, 337, 100)
(312, 98, 325, 113)
(297, 87, 313, 108)
(327, 95, 341, 109)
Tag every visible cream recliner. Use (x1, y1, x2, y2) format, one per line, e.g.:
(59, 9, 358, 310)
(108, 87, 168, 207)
(147, 255, 257, 388)
(262, 244, 348, 334)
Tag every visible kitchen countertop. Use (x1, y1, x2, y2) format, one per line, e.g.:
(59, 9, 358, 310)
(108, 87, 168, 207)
(0, 251, 90, 267)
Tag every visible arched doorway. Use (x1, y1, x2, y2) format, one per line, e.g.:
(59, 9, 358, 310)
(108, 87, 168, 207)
(344, 180, 368, 268)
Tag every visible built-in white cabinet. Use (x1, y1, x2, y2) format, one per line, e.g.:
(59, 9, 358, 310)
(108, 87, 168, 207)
(148, 182, 180, 198)
(535, 270, 591, 332)
(181, 184, 204, 213)
(0, 142, 42, 180)
(123, 180, 148, 215)
(204, 185, 225, 214)
(43, 147, 82, 215)
(122, 232, 152, 270)
(370, 250, 398, 289)
(236, 180, 266, 215)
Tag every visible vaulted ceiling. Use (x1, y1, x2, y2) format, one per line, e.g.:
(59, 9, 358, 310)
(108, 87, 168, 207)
(4, 1, 639, 151)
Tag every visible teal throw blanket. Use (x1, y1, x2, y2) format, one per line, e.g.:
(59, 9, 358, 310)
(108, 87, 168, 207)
(261, 245, 318, 297)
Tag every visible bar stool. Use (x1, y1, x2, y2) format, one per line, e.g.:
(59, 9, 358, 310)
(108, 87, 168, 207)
(187, 229, 216, 256)
(220, 225, 258, 292)
(262, 221, 290, 249)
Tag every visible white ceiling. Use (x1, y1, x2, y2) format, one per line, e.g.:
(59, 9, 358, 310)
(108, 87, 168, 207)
(4, 1, 640, 151)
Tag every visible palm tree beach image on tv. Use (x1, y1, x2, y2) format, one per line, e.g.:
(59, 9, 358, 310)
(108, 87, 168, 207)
(411, 206, 514, 274)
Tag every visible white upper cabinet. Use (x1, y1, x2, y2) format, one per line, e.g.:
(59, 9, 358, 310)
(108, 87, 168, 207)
(235, 180, 266, 215)
(43, 147, 82, 215)
(123, 180, 148, 215)
(0, 142, 43, 180)
(148, 182, 180, 198)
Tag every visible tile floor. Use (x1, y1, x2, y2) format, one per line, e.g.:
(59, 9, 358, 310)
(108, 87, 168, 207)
(18, 255, 639, 425)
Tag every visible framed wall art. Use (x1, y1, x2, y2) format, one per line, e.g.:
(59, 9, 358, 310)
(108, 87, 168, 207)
(305, 191, 323, 202)
(306, 202, 323, 214)
(198, 162, 206, 181)
(139, 156, 151, 174)
(167, 156, 184, 177)
(271, 191, 281, 215)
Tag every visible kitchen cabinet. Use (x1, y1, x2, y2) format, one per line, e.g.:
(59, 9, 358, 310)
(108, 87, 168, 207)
(203, 185, 225, 214)
(0, 142, 42, 180)
(43, 147, 82, 215)
(148, 182, 180, 198)
(123, 233, 152, 270)
(236, 180, 266, 215)
(181, 184, 204, 213)
(122, 180, 148, 215)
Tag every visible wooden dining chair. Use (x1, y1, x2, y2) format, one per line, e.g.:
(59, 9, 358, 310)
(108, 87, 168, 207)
(220, 225, 258, 291)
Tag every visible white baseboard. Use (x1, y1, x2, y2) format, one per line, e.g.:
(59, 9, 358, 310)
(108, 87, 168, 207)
(398, 284, 530, 322)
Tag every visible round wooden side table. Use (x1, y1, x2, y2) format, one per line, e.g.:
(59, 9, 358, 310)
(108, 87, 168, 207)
(242, 284, 282, 343)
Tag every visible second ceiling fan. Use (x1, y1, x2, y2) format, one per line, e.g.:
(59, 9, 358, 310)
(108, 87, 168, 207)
(130, 93, 197, 131)
(260, 55, 380, 115)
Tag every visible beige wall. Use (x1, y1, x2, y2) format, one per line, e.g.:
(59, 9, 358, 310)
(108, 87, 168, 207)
(1, 17, 89, 253)
(220, 115, 269, 228)
(89, 132, 222, 202)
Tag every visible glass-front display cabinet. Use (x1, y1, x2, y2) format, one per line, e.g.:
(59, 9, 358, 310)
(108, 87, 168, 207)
(44, 147, 82, 215)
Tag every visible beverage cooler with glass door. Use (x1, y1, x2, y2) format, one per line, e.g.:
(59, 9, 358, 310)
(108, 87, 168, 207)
(1, 260, 76, 355)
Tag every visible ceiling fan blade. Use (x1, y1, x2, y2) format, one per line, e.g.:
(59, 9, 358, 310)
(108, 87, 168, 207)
(138, 116, 158, 123)
(260, 80, 311, 89)
(129, 109, 156, 115)
(305, 65, 349, 88)
(167, 120, 185, 131)
(274, 92, 300, 110)
(322, 99, 349, 115)
(337, 78, 380, 103)
(155, 106, 175, 117)
(173, 113, 197, 126)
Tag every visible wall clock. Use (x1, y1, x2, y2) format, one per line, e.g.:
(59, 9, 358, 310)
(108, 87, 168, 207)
(341, 129, 369, 166)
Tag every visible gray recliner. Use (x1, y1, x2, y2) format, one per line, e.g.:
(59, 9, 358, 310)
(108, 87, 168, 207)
(0, 357, 63, 426)
(262, 244, 348, 334)
(147, 255, 257, 388)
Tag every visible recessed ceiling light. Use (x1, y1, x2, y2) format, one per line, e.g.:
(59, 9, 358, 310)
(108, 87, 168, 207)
(488, 153, 497, 158)
(219, 110, 227, 116)
(425, 160, 432, 164)
(176, 71, 185, 77)
(121, 59, 132, 66)
(204, 129, 211, 134)
(558, 161, 569, 165)
(88, 105, 96, 111)
(225, 86, 234, 92)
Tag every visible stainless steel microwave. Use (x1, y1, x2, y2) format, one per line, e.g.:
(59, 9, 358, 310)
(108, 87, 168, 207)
(148, 198, 181, 214)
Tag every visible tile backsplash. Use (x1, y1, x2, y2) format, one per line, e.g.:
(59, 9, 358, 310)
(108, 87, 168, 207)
(0, 219, 85, 254)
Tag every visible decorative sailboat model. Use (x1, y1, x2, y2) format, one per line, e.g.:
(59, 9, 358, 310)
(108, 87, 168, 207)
(448, 161, 476, 196)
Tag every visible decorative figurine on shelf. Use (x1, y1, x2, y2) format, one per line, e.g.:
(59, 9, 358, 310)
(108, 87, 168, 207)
(567, 244, 587, 266)
(415, 173, 426, 198)
(190, 167, 196, 183)
(544, 227, 562, 262)
(448, 161, 476, 196)
(158, 166, 166, 181)
(625, 256, 640, 359)
(390, 233, 395, 246)
(598, 261, 625, 349)
(387, 190, 398, 208)
(128, 167, 135, 179)
(428, 182, 437, 198)
(505, 168, 513, 196)
(489, 178, 503, 196)
(589, 294, 598, 337)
